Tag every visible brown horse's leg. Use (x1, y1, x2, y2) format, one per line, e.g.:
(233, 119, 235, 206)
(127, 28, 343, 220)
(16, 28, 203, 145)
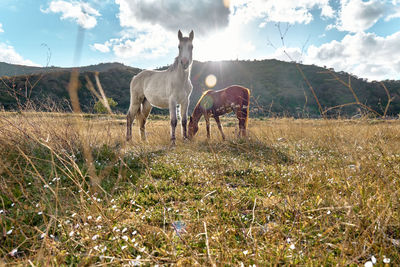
(204, 114, 211, 139)
(236, 108, 247, 138)
(214, 116, 225, 140)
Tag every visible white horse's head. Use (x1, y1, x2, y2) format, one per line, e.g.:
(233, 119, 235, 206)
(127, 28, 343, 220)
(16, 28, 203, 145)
(178, 30, 194, 70)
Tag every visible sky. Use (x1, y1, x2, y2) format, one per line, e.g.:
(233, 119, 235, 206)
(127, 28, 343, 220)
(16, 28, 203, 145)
(0, 0, 399, 81)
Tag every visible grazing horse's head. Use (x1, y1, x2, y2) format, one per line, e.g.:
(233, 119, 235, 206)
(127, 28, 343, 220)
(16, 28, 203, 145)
(178, 30, 194, 70)
(188, 116, 198, 139)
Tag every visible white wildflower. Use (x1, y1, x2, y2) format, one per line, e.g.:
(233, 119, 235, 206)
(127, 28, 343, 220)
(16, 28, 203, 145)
(0, 209, 4, 214)
(9, 248, 18, 257)
(69, 231, 74, 237)
(43, 184, 49, 188)
(40, 233, 46, 239)
(121, 245, 127, 250)
(364, 261, 373, 267)
(6, 229, 13, 235)
(383, 257, 390, 264)
(122, 227, 128, 233)
(327, 210, 331, 215)
(87, 215, 92, 220)
(289, 244, 295, 250)
(132, 230, 137, 235)
(243, 250, 249, 255)
(371, 255, 377, 264)
(96, 216, 102, 222)
(71, 213, 77, 217)
(122, 235, 129, 241)
(129, 260, 140, 266)
(92, 234, 99, 240)
(38, 211, 43, 215)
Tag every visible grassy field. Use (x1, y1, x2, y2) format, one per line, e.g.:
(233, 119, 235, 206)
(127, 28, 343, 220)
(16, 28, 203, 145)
(0, 111, 399, 266)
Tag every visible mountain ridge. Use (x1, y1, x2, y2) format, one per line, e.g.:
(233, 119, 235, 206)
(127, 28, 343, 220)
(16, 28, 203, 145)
(1, 60, 399, 117)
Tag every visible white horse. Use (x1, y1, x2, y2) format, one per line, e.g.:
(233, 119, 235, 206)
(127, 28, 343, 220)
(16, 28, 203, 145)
(126, 30, 194, 144)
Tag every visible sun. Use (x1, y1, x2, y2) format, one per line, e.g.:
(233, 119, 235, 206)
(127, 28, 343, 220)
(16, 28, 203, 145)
(196, 28, 241, 61)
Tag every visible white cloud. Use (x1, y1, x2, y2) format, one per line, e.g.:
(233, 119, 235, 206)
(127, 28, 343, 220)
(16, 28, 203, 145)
(230, 0, 335, 25)
(304, 31, 400, 80)
(99, 0, 334, 63)
(0, 23, 4, 33)
(335, 0, 385, 32)
(95, 0, 231, 62)
(115, 0, 230, 36)
(91, 42, 110, 53)
(112, 28, 174, 59)
(0, 43, 39, 66)
(385, 6, 400, 21)
(41, 0, 100, 29)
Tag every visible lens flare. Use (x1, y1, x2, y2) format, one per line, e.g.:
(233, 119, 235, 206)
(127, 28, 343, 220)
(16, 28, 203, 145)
(223, 0, 230, 8)
(205, 74, 217, 88)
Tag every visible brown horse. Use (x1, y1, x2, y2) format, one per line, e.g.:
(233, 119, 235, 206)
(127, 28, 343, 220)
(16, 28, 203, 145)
(188, 85, 250, 140)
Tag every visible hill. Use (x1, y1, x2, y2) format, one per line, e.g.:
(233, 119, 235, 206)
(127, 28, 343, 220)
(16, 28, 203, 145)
(0, 62, 127, 77)
(1, 60, 399, 117)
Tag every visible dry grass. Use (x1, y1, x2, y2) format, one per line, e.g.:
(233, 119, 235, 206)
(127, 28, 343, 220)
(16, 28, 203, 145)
(1, 111, 400, 266)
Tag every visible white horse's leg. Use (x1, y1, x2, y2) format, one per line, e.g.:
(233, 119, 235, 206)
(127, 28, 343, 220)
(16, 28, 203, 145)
(214, 116, 226, 140)
(180, 100, 189, 139)
(169, 101, 178, 144)
(137, 98, 152, 141)
(126, 103, 141, 141)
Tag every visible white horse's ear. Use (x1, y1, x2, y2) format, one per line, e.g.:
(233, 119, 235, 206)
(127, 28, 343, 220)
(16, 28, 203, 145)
(178, 30, 183, 41)
(189, 30, 194, 41)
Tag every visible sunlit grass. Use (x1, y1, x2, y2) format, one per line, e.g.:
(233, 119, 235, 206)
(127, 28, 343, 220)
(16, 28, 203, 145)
(1, 111, 399, 265)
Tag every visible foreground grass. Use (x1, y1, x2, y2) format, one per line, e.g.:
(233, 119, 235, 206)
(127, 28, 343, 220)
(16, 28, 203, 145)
(1, 112, 399, 265)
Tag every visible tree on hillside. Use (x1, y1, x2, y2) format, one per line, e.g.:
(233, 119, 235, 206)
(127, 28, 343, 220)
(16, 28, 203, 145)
(94, 97, 117, 114)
